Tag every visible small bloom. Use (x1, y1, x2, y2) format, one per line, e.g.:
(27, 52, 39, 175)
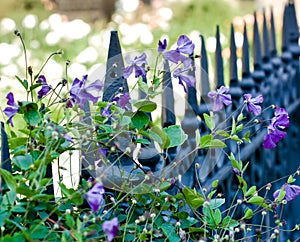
(164, 35, 194, 64)
(3, 92, 19, 126)
(273, 184, 300, 202)
(263, 107, 289, 149)
(173, 67, 196, 92)
(86, 182, 105, 212)
(102, 217, 119, 242)
(102, 103, 112, 117)
(123, 53, 147, 79)
(158, 39, 167, 53)
(68, 75, 103, 109)
(244, 94, 264, 115)
(111, 93, 131, 109)
(38, 84, 51, 99)
(208, 86, 232, 112)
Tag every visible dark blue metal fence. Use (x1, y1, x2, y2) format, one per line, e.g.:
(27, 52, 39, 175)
(1, 1, 300, 240)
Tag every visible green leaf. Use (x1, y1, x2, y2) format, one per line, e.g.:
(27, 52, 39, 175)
(212, 180, 219, 188)
(199, 134, 212, 147)
(138, 78, 149, 94)
(236, 124, 244, 133)
(237, 113, 244, 122)
(136, 138, 151, 145)
(247, 196, 264, 205)
(120, 116, 131, 126)
(222, 216, 239, 228)
(12, 154, 33, 170)
(147, 126, 170, 148)
(131, 111, 150, 130)
(214, 209, 222, 225)
(244, 208, 253, 219)
(16, 186, 37, 197)
(0, 168, 16, 191)
(231, 116, 236, 135)
(203, 113, 215, 130)
(215, 130, 229, 137)
(208, 198, 225, 209)
(245, 186, 257, 197)
(15, 75, 28, 90)
(19, 102, 41, 126)
(59, 183, 83, 205)
(182, 186, 204, 209)
(133, 100, 157, 112)
(287, 175, 295, 184)
(243, 130, 251, 143)
(163, 125, 187, 148)
(275, 187, 286, 202)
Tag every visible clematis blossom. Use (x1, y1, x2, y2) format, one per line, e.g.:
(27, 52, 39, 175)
(111, 93, 131, 109)
(158, 39, 167, 53)
(244, 94, 264, 115)
(208, 86, 232, 112)
(67, 75, 103, 109)
(273, 184, 300, 202)
(86, 182, 105, 213)
(173, 67, 196, 93)
(37, 75, 51, 99)
(164, 35, 194, 64)
(3, 92, 19, 126)
(263, 107, 289, 149)
(102, 217, 119, 242)
(123, 53, 147, 79)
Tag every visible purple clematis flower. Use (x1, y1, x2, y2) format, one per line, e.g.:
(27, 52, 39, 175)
(244, 94, 264, 115)
(37, 75, 51, 99)
(158, 39, 167, 53)
(86, 182, 105, 213)
(164, 35, 195, 64)
(123, 53, 147, 79)
(111, 93, 131, 109)
(173, 67, 196, 93)
(3, 92, 19, 126)
(273, 184, 300, 202)
(208, 86, 232, 112)
(102, 103, 112, 117)
(263, 107, 289, 149)
(102, 217, 119, 242)
(68, 75, 103, 109)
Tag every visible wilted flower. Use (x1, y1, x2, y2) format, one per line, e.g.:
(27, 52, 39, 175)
(86, 182, 105, 213)
(273, 184, 300, 202)
(123, 53, 147, 78)
(208, 86, 232, 112)
(164, 35, 194, 64)
(173, 67, 195, 92)
(263, 107, 289, 149)
(68, 75, 103, 109)
(3, 92, 19, 126)
(244, 94, 264, 115)
(102, 217, 119, 242)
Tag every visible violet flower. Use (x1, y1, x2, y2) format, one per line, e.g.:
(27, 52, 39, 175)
(37, 75, 51, 99)
(3, 92, 19, 127)
(158, 39, 167, 53)
(102, 103, 112, 117)
(123, 53, 147, 79)
(68, 75, 103, 109)
(173, 67, 196, 93)
(86, 182, 105, 213)
(244, 94, 264, 115)
(164, 35, 194, 64)
(102, 217, 119, 242)
(273, 184, 300, 202)
(111, 93, 131, 109)
(263, 107, 289, 149)
(208, 86, 232, 112)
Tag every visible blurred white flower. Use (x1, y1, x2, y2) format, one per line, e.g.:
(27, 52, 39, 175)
(189, 30, 201, 53)
(120, 0, 139, 12)
(46, 31, 61, 45)
(234, 32, 244, 48)
(158, 8, 173, 21)
(43, 59, 63, 81)
(48, 13, 63, 30)
(22, 14, 38, 29)
(68, 63, 87, 79)
(76, 47, 98, 63)
(140, 29, 154, 45)
(39, 19, 50, 31)
(30, 40, 40, 49)
(0, 18, 16, 34)
(1, 64, 18, 77)
(0, 43, 21, 65)
(63, 19, 91, 41)
(206, 36, 216, 53)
